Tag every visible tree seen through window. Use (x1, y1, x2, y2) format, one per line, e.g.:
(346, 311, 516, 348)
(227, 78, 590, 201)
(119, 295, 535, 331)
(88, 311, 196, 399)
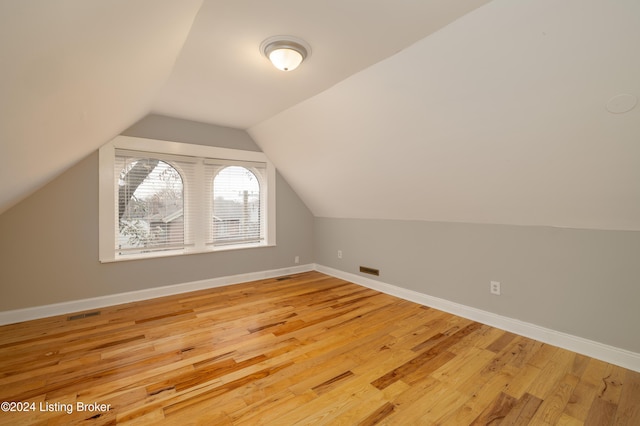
(118, 159, 184, 253)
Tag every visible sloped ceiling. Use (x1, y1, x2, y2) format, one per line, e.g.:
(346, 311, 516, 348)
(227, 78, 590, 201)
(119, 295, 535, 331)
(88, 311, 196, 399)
(249, 0, 640, 230)
(1, 0, 639, 231)
(0, 0, 203, 213)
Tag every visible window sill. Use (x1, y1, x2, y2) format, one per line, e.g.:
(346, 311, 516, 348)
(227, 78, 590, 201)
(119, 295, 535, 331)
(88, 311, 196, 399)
(99, 242, 276, 263)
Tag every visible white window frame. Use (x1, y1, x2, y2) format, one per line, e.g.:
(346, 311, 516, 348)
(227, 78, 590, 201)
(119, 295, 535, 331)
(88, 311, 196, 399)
(99, 136, 276, 263)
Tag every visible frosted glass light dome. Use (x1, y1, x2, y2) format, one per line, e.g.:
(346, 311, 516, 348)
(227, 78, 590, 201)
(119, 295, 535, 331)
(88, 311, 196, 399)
(268, 48, 303, 71)
(260, 36, 311, 72)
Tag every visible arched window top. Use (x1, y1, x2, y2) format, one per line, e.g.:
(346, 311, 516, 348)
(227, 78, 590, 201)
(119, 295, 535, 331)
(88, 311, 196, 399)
(213, 166, 260, 200)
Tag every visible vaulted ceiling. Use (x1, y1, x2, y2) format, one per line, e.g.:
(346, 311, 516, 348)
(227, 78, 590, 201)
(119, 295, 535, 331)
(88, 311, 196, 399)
(1, 0, 639, 230)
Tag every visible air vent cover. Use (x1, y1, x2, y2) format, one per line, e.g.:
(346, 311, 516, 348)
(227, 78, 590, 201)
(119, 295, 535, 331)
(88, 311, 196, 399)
(68, 311, 101, 321)
(359, 266, 380, 276)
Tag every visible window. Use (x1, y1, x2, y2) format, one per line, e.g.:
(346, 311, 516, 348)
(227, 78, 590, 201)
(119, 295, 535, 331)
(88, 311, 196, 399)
(212, 165, 263, 246)
(117, 156, 185, 255)
(99, 136, 276, 262)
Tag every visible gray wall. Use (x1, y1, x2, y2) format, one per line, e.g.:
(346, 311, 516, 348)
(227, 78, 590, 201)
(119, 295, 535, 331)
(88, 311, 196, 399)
(314, 217, 640, 354)
(0, 115, 314, 310)
(121, 114, 262, 151)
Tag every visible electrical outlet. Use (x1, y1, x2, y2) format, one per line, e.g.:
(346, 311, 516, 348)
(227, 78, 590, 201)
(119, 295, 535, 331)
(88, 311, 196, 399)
(337, 250, 342, 259)
(490, 281, 501, 295)
(294, 256, 299, 264)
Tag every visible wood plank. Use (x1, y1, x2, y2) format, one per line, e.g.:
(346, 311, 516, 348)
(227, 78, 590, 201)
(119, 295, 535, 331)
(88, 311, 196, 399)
(500, 392, 544, 425)
(0, 271, 638, 425)
(613, 369, 640, 425)
(526, 347, 576, 399)
(584, 396, 618, 425)
(528, 372, 580, 424)
(357, 401, 395, 426)
(469, 391, 517, 425)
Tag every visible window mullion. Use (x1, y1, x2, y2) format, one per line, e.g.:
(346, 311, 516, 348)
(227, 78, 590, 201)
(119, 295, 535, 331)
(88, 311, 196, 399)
(190, 159, 206, 250)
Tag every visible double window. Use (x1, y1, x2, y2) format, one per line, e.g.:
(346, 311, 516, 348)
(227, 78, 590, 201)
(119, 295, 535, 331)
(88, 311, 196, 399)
(99, 136, 275, 262)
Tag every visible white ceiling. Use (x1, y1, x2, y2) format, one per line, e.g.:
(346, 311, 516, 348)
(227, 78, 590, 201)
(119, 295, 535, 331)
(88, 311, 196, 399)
(1, 0, 639, 231)
(152, 0, 490, 128)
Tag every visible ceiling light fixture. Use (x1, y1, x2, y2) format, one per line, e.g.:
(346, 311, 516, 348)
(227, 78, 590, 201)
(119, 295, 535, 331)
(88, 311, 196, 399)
(260, 36, 311, 72)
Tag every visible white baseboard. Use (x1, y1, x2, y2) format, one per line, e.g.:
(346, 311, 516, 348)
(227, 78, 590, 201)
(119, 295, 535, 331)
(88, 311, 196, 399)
(0, 264, 314, 326)
(314, 264, 640, 373)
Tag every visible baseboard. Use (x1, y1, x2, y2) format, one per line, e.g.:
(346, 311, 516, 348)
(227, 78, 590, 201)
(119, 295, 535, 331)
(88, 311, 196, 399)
(0, 264, 314, 326)
(314, 264, 640, 373)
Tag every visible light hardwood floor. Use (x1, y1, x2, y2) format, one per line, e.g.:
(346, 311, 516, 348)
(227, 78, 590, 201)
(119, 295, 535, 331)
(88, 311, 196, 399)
(0, 271, 638, 425)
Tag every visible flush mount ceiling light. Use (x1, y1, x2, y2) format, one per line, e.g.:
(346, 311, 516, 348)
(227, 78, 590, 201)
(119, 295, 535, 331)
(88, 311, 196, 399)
(260, 36, 311, 72)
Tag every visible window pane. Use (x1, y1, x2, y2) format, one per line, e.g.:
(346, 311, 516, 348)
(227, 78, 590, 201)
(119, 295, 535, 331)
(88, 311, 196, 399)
(118, 159, 184, 254)
(212, 166, 261, 245)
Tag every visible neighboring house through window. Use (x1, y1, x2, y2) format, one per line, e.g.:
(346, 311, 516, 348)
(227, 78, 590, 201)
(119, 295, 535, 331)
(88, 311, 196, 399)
(212, 165, 262, 246)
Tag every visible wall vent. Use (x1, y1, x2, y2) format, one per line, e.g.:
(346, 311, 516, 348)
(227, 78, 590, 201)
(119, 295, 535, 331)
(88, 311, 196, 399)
(68, 311, 101, 321)
(359, 266, 380, 276)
